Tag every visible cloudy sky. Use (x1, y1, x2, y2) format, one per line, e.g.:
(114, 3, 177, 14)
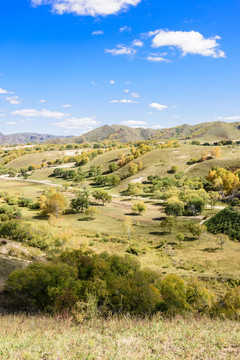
(0, 0, 239, 135)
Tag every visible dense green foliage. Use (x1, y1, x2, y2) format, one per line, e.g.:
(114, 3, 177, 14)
(205, 206, 240, 241)
(5, 250, 219, 317)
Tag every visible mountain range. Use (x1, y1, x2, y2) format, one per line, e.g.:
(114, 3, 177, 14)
(0, 132, 68, 145)
(73, 121, 240, 144)
(1, 121, 240, 145)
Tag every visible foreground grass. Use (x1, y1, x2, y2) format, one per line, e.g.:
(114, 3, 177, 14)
(0, 315, 240, 359)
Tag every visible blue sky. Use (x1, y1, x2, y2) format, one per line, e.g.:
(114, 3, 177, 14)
(0, 0, 239, 135)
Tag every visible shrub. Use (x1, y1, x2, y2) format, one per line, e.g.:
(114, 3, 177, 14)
(5, 263, 79, 312)
(166, 198, 184, 216)
(132, 202, 146, 215)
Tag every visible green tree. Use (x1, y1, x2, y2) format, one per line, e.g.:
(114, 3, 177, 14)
(132, 202, 146, 215)
(109, 162, 119, 172)
(70, 192, 89, 213)
(176, 233, 185, 245)
(165, 197, 184, 216)
(85, 207, 100, 219)
(128, 162, 139, 176)
(93, 190, 112, 206)
(209, 191, 219, 209)
(185, 196, 206, 216)
(161, 216, 177, 234)
(188, 223, 204, 239)
(5, 263, 79, 312)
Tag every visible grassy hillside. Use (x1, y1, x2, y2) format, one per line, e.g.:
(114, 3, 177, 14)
(1, 179, 240, 284)
(72, 121, 240, 144)
(1, 315, 239, 360)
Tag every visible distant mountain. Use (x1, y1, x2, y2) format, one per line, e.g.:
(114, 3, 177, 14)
(73, 121, 240, 143)
(74, 125, 156, 143)
(0, 132, 67, 145)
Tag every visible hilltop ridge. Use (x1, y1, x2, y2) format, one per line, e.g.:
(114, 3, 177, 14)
(73, 121, 240, 143)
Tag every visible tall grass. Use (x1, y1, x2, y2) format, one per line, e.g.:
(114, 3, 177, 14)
(0, 315, 239, 359)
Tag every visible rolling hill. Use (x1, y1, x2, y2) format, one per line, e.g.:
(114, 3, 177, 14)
(0, 132, 67, 145)
(73, 121, 240, 143)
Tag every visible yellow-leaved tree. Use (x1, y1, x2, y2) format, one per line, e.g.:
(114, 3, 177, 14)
(40, 189, 67, 219)
(206, 167, 240, 197)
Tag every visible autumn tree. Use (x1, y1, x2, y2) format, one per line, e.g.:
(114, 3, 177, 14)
(40, 189, 67, 218)
(206, 167, 240, 197)
(201, 150, 209, 161)
(128, 162, 139, 176)
(210, 147, 221, 159)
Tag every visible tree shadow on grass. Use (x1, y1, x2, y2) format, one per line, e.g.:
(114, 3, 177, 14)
(124, 212, 139, 216)
(149, 231, 169, 236)
(152, 217, 165, 221)
(32, 215, 46, 220)
(151, 202, 164, 207)
(184, 236, 197, 242)
(78, 217, 92, 222)
(202, 247, 219, 253)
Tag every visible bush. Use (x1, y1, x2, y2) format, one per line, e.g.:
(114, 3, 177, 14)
(205, 207, 240, 241)
(5, 263, 79, 312)
(166, 198, 184, 216)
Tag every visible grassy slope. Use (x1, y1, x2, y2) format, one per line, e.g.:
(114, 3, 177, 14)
(73, 121, 240, 143)
(114, 145, 239, 193)
(0, 315, 240, 360)
(4, 151, 63, 169)
(1, 180, 240, 288)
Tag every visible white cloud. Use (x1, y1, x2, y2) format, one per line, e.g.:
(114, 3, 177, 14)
(5, 121, 17, 125)
(149, 103, 167, 111)
(54, 117, 98, 130)
(147, 56, 170, 63)
(215, 116, 240, 121)
(105, 45, 136, 56)
(133, 39, 143, 47)
(5, 96, 22, 105)
(110, 99, 138, 103)
(124, 89, 129, 93)
(38, 99, 46, 103)
(119, 25, 132, 32)
(150, 30, 225, 58)
(62, 104, 72, 108)
(148, 112, 153, 115)
(109, 80, 116, 85)
(131, 92, 139, 98)
(173, 115, 180, 119)
(122, 120, 147, 127)
(31, 0, 141, 16)
(11, 108, 69, 119)
(0, 88, 9, 94)
(92, 30, 104, 35)
(0, 113, 6, 117)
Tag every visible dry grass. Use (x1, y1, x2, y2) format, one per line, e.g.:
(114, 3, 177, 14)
(0, 315, 239, 359)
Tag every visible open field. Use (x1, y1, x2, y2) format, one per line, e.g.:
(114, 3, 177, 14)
(0, 315, 239, 360)
(0, 179, 240, 294)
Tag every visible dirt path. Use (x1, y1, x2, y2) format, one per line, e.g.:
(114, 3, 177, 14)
(184, 163, 198, 173)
